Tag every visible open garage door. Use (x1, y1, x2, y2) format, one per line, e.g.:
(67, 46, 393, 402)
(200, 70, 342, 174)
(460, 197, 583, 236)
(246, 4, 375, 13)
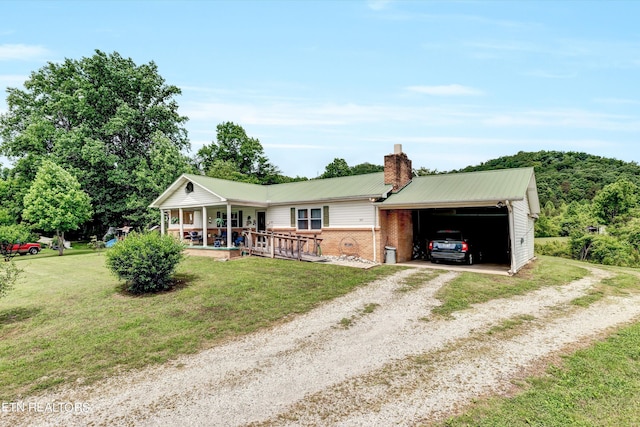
(412, 207, 510, 264)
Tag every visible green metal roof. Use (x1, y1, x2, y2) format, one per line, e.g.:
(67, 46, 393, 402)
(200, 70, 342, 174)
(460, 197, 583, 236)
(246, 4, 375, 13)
(380, 167, 539, 209)
(265, 172, 392, 204)
(152, 172, 393, 206)
(151, 168, 539, 214)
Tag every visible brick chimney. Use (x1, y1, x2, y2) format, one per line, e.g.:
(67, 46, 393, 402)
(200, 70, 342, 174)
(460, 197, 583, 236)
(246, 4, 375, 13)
(384, 144, 412, 192)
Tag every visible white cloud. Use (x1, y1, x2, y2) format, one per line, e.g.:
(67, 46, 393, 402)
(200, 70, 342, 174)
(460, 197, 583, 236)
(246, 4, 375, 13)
(0, 74, 27, 87)
(181, 99, 484, 129)
(0, 44, 50, 61)
(367, 135, 614, 150)
(482, 109, 640, 131)
(367, 0, 393, 11)
(406, 84, 484, 96)
(263, 143, 328, 150)
(368, 136, 518, 146)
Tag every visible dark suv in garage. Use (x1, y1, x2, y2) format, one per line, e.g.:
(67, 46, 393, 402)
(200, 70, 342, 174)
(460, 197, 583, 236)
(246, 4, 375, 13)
(428, 230, 476, 265)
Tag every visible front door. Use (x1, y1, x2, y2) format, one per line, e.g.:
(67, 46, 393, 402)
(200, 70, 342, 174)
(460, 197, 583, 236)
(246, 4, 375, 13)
(257, 211, 266, 232)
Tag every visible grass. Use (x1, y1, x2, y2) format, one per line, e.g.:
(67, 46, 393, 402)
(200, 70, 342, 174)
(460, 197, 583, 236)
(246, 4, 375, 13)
(396, 269, 442, 293)
(5, 250, 640, 425)
(487, 314, 536, 336)
(0, 252, 401, 400)
(442, 321, 640, 427)
(535, 237, 570, 244)
(571, 271, 640, 307)
(338, 302, 381, 329)
(432, 256, 588, 317)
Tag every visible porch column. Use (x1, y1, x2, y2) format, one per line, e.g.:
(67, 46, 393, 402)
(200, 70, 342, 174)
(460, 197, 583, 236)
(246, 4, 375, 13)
(160, 209, 165, 235)
(202, 206, 207, 247)
(179, 208, 184, 242)
(226, 203, 232, 247)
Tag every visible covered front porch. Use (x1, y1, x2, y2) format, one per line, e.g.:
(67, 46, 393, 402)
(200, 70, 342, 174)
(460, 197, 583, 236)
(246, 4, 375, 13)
(158, 203, 267, 256)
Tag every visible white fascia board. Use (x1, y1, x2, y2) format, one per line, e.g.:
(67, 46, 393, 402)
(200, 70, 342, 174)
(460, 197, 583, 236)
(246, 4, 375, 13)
(226, 199, 269, 207)
(377, 198, 524, 210)
(268, 195, 385, 206)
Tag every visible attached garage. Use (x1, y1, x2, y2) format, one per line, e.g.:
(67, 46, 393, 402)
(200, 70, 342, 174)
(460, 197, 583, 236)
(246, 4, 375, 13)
(412, 207, 510, 264)
(378, 167, 540, 275)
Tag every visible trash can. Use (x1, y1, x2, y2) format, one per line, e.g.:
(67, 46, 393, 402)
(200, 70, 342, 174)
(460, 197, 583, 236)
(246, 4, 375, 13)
(385, 246, 396, 264)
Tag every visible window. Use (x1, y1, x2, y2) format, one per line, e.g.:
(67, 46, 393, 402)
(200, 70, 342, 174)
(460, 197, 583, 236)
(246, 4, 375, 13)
(216, 210, 243, 227)
(297, 208, 322, 230)
(310, 208, 321, 229)
(185, 182, 194, 193)
(183, 210, 194, 225)
(216, 212, 226, 227)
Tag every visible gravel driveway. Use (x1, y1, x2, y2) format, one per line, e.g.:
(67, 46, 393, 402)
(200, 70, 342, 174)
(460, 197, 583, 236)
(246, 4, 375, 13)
(5, 264, 640, 426)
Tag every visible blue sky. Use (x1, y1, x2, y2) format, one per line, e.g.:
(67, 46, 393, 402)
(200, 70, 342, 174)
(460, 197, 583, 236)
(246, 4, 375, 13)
(2, 0, 640, 178)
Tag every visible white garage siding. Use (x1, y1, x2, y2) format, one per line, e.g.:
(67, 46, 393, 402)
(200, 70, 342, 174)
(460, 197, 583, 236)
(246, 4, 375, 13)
(511, 195, 535, 272)
(268, 201, 376, 229)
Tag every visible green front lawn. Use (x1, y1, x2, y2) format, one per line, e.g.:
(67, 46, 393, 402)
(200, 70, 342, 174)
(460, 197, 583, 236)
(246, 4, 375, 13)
(0, 253, 400, 400)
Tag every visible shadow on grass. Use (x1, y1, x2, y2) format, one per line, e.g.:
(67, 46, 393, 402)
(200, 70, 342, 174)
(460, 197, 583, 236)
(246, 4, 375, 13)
(115, 273, 197, 297)
(0, 306, 42, 326)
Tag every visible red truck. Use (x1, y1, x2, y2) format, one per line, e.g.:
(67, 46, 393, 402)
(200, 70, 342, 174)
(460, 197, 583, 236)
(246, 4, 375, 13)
(12, 242, 41, 255)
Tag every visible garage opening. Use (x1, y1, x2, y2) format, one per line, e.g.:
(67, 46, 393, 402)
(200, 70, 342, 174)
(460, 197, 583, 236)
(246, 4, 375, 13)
(412, 207, 510, 264)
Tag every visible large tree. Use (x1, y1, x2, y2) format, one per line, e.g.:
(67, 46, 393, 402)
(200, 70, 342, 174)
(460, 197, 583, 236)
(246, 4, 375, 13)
(23, 161, 92, 256)
(197, 122, 280, 184)
(318, 159, 384, 179)
(0, 50, 191, 230)
(319, 158, 351, 179)
(591, 179, 638, 225)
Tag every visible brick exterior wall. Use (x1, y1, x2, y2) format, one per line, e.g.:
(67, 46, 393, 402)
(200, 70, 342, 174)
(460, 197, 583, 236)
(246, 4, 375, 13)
(272, 227, 382, 262)
(379, 209, 414, 262)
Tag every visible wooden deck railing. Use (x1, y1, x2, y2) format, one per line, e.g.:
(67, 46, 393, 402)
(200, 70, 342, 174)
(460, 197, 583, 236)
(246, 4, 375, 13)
(243, 230, 323, 261)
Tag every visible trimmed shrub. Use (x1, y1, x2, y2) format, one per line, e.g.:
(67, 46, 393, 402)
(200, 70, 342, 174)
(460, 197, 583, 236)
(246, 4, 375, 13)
(105, 232, 184, 293)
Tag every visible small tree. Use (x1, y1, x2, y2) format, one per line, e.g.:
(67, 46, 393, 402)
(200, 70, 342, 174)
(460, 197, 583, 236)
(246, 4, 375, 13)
(0, 261, 21, 298)
(22, 161, 93, 256)
(105, 232, 184, 293)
